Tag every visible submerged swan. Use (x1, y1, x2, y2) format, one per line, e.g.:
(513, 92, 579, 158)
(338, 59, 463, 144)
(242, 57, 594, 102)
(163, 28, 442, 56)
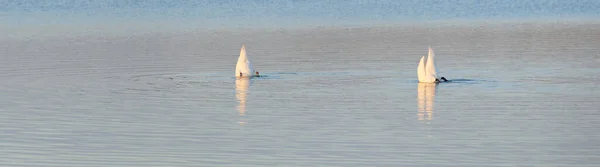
(417, 46, 448, 83)
(235, 45, 258, 78)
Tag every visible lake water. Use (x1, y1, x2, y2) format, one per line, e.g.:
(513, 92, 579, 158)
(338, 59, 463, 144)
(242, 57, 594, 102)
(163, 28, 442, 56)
(1, 20, 600, 166)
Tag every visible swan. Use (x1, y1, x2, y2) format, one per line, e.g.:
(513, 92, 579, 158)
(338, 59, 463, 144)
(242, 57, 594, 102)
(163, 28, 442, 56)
(235, 45, 258, 78)
(417, 46, 447, 83)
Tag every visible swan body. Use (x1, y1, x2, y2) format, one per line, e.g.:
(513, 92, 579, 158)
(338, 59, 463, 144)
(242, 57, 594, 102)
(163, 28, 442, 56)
(235, 45, 256, 78)
(417, 46, 440, 83)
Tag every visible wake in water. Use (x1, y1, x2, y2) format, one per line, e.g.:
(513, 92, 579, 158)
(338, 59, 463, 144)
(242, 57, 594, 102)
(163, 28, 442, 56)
(445, 79, 478, 82)
(411, 78, 486, 84)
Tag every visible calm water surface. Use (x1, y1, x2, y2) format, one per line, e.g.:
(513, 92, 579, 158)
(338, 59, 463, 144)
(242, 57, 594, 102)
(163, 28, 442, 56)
(1, 22, 599, 166)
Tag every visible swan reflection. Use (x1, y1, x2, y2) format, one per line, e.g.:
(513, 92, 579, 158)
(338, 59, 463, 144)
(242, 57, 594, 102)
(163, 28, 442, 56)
(235, 77, 251, 125)
(417, 83, 437, 121)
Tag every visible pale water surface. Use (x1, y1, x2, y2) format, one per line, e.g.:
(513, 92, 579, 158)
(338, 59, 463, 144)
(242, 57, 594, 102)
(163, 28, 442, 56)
(1, 21, 600, 166)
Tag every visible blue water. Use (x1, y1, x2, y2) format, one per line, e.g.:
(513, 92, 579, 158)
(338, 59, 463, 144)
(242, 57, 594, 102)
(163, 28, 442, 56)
(3, 0, 599, 19)
(2, 0, 600, 38)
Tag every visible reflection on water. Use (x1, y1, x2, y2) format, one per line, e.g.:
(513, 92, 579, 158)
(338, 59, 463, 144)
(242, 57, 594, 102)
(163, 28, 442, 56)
(235, 78, 251, 125)
(417, 83, 437, 121)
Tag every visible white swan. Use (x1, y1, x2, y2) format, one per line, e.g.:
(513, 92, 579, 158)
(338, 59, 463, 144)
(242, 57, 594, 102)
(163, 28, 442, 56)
(417, 46, 442, 83)
(235, 45, 257, 78)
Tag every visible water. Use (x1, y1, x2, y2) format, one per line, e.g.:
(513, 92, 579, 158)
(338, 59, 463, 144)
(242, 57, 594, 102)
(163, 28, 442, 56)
(1, 20, 599, 166)
(2, 1, 600, 166)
